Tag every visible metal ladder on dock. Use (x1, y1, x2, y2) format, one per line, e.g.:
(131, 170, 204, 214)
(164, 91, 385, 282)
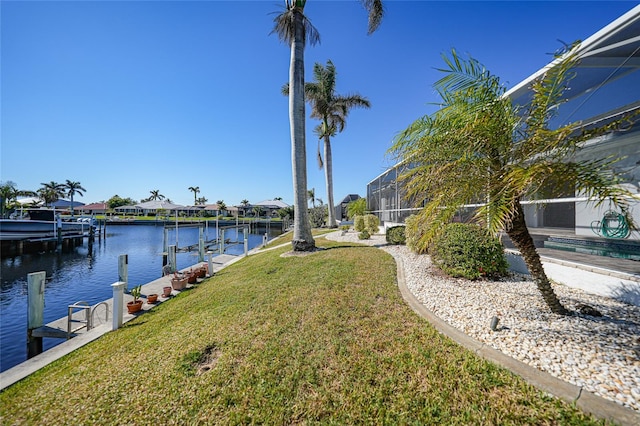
(67, 301, 110, 339)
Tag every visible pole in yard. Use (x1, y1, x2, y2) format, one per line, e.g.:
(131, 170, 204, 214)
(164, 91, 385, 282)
(198, 227, 204, 262)
(169, 245, 177, 273)
(111, 281, 126, 330)
(163, 228, 168, 254)
(244, 226, 248, 256)
(27, 271, 46, 358)
(118, 254, 128, 291)
(207, 252, 213, 276)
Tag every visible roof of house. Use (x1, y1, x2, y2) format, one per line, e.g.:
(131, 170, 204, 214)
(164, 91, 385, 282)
(339, 194, 361, 204)
(81, 202, 108, 210)
(135, 200, 185, 210)
(254, 199, 289, 209)
(15, 197, 42, 205)
(51, 199, 85, 208)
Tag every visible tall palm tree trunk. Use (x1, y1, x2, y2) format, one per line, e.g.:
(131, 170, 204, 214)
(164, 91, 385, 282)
(505, 201, 569, 315)
(290, 8, 315, 251)
(324, 135, 337, 228)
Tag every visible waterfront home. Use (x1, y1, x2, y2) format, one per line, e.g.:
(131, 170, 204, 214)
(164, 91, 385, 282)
(80, 202, 108, 215)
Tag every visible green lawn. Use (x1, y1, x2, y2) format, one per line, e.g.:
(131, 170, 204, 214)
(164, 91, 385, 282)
(0, 240, 603, 424)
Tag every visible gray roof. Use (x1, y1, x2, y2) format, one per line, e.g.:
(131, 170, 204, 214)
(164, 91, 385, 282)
(255, 199, 289, 209)
(135, 200, 185, 210)
(339, 194, 361, 204)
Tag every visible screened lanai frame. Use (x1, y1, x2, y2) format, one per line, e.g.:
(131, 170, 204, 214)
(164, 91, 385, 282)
(367, 5, 640, 238)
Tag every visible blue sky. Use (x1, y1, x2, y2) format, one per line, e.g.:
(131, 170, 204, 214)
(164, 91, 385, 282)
(1, 1, 636, 207)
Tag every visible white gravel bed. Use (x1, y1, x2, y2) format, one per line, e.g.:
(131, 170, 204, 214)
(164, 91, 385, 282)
(325, 231, 640, 412)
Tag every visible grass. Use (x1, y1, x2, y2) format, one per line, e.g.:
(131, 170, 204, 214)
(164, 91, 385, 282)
(263, 228, 335, 249)
(0, 240, 605, 425)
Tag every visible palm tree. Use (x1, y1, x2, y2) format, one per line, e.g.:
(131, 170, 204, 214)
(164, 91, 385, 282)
(241, 199, 250, 217)
(196, 196, 208, 205)
(253, 205, 263, 218)
(64, 180, 86, 218)
(216, 200, 227, 216)
(38, 181, 65, 207)
(307, 188, 317, 208)
(347, 197, 366, 219)
(390, 45, 635, 315)
(188, 186, 200, 205)
(271, 0, 384, 250)
(149, 190, 165, 201)
(304, 60, 370, 228)
(0, 181, 36, 217)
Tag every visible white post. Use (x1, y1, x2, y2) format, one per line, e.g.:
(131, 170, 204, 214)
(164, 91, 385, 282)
(111, 281, 126, 330)
(118, 254, 128, 291)
(175, 211, 179, 246)
(163, 228, 168, 254)
(168, 245, 177, 273)
(244, 227, 249, 256)
(198, 227, 204, 263)
(219, 229, 225, 254)
(207, 252, 213, 276)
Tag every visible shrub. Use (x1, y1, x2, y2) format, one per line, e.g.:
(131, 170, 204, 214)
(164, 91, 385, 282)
(309, 206, 327, 228)
(358, 230, 370, 240)
(363, 214, 380, 235)
(346, 198, 366, 219)
(385, 226, 406, 245)
(431, 223, 508, 280)
(340, 225, 350, 232)
(405, 215, 428, 254)
(354, 215, 365, 232)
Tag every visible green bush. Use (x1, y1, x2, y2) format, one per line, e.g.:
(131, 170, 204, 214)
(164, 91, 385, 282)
(386, 226, 406, 245)
(405, 215, 428, 254)
(354, 214, 378, 239)
(363, 214, 380, 235)
(431, 223, 508, 280)
(346, 197, 366, 219)
(309, 206, 327, 228)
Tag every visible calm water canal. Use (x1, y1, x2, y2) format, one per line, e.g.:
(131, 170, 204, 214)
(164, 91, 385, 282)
(0, 222, 282, 372)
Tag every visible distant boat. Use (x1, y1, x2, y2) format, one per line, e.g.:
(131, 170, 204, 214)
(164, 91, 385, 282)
(0, 209, 95, 242)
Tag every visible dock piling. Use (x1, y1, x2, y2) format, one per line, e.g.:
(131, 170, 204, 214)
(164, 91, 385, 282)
(244, 227, 248, 256)
(27, 271, 46, 359)
(168, 245, 177, 273)
(118, 254, 128, 291)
